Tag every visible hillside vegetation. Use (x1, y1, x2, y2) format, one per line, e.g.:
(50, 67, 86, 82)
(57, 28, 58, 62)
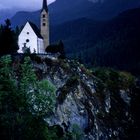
(52, 8, 140, 75)
(0, 54, 139, 140)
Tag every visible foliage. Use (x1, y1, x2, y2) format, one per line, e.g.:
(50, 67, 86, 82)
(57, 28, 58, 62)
(0, 55, 59, 140)
(46, 40, 66, 59)
(59, 60, 70, 70)
(0, 19, 18, 54)
(0, 55, 27, 139)
(71, 124, 84, 140)
(30, 54, 42, 64)
(20, 56, 37, 92)
(29, 80, 56, 117)
(57, 75, 79, 104)
(93, 68, 135, 92)
(52, 8, 140, 76)
(119, 71, 135, 90)
(58, 124, 84, 140)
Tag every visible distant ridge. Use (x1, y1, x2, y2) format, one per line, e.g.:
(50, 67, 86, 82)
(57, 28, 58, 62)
(51, 7, 140, 75)
(10, 0, 140, 28)
(11, 10, 40, 28)
(9, 0, 140, 75)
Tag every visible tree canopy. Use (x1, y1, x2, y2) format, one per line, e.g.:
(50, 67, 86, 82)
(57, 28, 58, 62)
(0, 19, 18, 55)
(0, 55, 58, 140)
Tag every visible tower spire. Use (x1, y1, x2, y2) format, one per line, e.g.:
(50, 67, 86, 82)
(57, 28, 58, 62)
(42, 0, 48, 12)
(40, 0, 50, 49)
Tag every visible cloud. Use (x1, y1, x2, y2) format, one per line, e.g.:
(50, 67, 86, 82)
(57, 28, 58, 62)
(0, 0, 56, 10)
(0, 3, 10, 10)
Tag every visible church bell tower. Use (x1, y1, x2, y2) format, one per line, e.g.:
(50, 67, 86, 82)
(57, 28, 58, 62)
(40, 0, 49, 49)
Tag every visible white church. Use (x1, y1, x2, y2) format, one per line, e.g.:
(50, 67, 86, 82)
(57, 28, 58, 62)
(18, 0, 49, 54)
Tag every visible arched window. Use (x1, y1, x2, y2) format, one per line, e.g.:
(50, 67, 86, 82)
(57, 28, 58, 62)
(26, 39, 30, 43)
(43, 23, 46, 26)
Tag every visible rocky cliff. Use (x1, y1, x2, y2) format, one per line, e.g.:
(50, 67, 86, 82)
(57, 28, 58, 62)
(28, 54, 139, 140)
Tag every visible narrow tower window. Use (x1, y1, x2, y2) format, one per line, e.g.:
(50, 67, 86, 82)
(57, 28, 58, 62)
(26, 39, 30, 43)
(43, 23, 46, 26)
(43, 14, 45, 18)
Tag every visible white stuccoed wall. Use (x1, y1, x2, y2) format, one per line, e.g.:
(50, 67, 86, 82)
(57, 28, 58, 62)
(18, 22, 44, 54)
(37, 38, 45, 53)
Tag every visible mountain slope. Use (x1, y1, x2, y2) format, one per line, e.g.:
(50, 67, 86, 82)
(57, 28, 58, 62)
(51, 8, 140, 75)
(29, 55, 140, 140)
(0, 9, 17, 23)
(10, 1, 140, 75)
(11, 10, 40, 28)
(51, 18, 104, 54)
(10, 0, 140, 27)
(1, 54, 140, 139)
(50, 0, 140, 23)
(86, 8, 140, 75)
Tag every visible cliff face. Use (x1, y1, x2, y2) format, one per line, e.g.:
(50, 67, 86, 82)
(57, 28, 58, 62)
(31, 55, 139, 140)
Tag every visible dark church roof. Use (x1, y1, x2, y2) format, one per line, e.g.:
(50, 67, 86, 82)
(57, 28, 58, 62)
(41, 0, 48, 12)
(28, 22, 43, 39)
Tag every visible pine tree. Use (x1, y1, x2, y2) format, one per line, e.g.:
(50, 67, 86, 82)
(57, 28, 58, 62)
(0, 19, 18, 54)
(0, 55, 57, 140)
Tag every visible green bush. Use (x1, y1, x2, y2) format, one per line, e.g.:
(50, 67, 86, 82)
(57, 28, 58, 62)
(0, 55, 58, 140)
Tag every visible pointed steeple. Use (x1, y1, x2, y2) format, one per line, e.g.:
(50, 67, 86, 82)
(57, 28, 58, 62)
(40, 0, 50, 49)
(42, 0, 48, 12)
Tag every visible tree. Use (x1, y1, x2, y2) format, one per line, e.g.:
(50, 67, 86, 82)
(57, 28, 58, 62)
(58, 40, 66, 59)
(19, 56, 56, 116)
(0, 55, 27, 139)
(45, 40, 66, 59)
(0, 55, 58, 140)
(0, 19, 18, 54)
(15, 26, 20, 36)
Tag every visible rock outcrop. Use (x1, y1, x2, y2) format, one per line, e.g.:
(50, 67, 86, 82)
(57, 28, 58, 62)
(29, 55, 139, 140)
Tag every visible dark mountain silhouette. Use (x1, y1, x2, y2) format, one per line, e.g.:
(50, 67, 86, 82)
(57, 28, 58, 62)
(9, 0, 140, 75)
(11, 10, 40, 28)
(0, 9, 17, 23)
(50, 0, 140, 23)
(52, 8, 140, 75)
(10, 0, 140, 27)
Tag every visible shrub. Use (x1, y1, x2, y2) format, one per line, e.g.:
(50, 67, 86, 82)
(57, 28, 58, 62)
(57, 76, 79, 104)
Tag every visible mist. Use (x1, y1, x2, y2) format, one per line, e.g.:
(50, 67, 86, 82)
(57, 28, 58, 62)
(0, 0, 56, 11)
